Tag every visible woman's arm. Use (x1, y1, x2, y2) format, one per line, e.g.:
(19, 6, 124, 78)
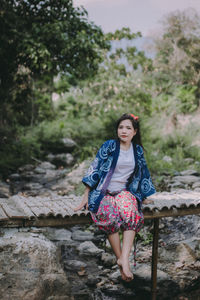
(73, 186, 90, 211)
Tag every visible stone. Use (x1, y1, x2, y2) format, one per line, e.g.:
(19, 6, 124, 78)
(0, 231, 70, 300)
(184, 158, 194, 164)
(64, 260, 87, 271)
(176, 243, 197, 264)
(71, 230, 94, 241)
(34, 167, 46, 174)
(62, 138, 77, 150)
(180, 170, 200, 176)
(172, 175, 200, 185)
(163, 156, 172, 163)
(109, 270, 121, 281)
(18, 164, 35, 172)
(77, 241, 104, 256)
(38, 162, 56, 170)
(9, 173, 21, 181)
(86, 275, 100, 287)
(170, 182, 185, 189)
(101, 252, 116, 267)
(134, 264, 170, 285)
(67, 161, 89, 185)
(23, 182, 43, 190)
(192, 181, 200, 189)
(0, 181, 10, 198)
(48, 153, 74, 167)
(44, 228, 72, 241)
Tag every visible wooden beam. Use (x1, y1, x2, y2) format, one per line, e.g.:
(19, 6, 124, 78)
(151, 218, 159, 300)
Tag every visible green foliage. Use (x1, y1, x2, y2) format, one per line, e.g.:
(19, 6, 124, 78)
(0, 0, 109, 128)
(175, 85, 198, 113)
(1, 13, 200, 181)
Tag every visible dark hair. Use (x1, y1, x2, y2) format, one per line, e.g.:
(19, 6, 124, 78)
(115, 113, 144, 148)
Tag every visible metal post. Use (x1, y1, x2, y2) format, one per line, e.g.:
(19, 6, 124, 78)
(151, 218, 159, 300)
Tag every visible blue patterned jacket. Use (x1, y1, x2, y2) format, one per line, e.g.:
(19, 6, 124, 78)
(82, 139, 156, 213)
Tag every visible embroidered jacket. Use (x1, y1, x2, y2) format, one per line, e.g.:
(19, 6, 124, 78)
(82, 139, 156, 213)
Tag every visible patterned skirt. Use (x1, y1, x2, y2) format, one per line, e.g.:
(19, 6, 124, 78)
(90, 190, 144, 234)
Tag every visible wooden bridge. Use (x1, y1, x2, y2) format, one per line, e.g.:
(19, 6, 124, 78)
(0, 191, 200, 300)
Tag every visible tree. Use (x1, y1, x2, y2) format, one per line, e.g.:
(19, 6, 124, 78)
(0, 0, 109, 128)
(153, 8, 200, 104)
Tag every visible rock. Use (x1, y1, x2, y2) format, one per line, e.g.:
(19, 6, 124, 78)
(184, 158, 194, 164)
(192, 181, 200, 189)
(101, 252, 116, 267)
(0, 181, 10, 198)
(62, 138, 77, 150)
(44, 228, 72, 241)
(176, 243, 197, 264)
(172, 175, 200, 185)
(23, 182, 43, 191)
(9, 173, 21, 181)
(47, 153, 74, 167)
(77, 241, 104, 256)
(38, 162, 56, 170)
(86, 275, 100, 287)
(134, 264, 169, 283)
(71, 230, 94, 241)
(34, 167, 46, 174)
(64, 260, 87, 271)
(0, 231, 70, 300)
(101, 284, 135, 297)
(67, 161, 89, 185)
(109, 270, 121, 281)
(179, 170, 200, 176)
(18, 164, 35, 172)
(163, 156, 172, 163)
(170, 182, 185, 189)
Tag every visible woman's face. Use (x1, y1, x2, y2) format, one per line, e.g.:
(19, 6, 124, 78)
(117, 119, 137, 144)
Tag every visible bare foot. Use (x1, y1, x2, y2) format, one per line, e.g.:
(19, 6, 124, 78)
(117, 263, 127, 281)
(117, 258, 133, 281)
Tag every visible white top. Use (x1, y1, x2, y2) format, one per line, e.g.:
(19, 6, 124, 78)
(107, 143, 135, 192)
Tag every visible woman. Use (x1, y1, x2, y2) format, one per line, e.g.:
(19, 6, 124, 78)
(74, 113, 156, 281)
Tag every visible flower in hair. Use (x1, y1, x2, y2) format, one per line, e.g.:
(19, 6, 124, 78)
(130, 113, 139, 121)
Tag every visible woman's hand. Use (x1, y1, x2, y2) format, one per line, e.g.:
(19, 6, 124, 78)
(142, 198, 154, 204)
(73, 186, 90, 212)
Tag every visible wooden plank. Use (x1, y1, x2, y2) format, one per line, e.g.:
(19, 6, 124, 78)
(0, 204, 9, 220)
(45, 201, 68, 217)
(28, 205, 53, 217)
(59, 199, 76, 216)
(12, 197, 36, 218)
(0, 200, 26, 219)
(24, 215, 93, 227)
(144, 207, 200, 219)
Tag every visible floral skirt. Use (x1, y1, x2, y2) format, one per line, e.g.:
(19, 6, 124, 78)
(90, 190, 144, 234)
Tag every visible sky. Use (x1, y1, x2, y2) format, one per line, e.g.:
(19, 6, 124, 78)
(73, 0, 200, 36)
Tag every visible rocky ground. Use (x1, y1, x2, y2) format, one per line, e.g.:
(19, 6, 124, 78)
(0, 139, 200, 300)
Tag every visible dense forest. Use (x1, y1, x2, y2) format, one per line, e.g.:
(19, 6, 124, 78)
(1, 0, 200, 180)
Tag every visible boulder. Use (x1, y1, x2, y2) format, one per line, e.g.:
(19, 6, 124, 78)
(77, 241, 104, 256)
(163, 156, 172, 163)
(47, 153, 74, 167)
(38, 162, 56, 170)
(71, 230, 94, 241)
(0, 181, 10, 198)
(179, 169, 200, 176)
(101, 252, 116, 267)
(61, 138, 77, 151)
(0, 231, 70, 300)
(172, 175, 200, 185)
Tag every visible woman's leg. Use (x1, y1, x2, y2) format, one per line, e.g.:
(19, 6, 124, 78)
(117, 230, 135, 279)
(108, 232, 121, 258)
(108, 232, 128, 280)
